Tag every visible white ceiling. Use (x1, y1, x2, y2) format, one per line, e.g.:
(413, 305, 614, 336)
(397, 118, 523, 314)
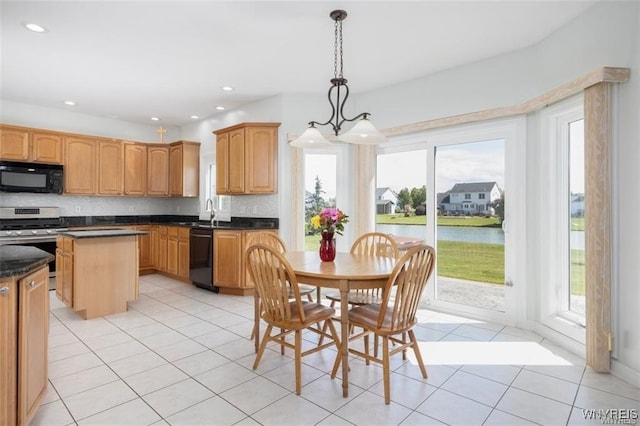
(1, 1, 597, 127)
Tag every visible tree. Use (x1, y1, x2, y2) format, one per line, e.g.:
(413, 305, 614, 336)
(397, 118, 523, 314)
(396, 188, 412, 211)
(410, 185, 426, 208)
(492, 191, 505, 223)
(305, 176, 328, 222)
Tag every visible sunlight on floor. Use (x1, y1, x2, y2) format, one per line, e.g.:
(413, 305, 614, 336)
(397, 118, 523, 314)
(415, 341, 576, 366)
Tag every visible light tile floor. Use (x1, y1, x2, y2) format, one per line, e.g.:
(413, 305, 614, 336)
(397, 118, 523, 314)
(33, 274, 639, 425)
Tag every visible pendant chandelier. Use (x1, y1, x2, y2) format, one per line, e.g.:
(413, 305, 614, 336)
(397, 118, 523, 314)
(290, 10, 388, 148)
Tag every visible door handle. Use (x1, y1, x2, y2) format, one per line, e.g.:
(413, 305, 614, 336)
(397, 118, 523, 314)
(0, 286, 9, 295)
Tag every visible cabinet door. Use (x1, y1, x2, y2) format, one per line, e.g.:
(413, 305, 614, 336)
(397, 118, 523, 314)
(124, 143, 147, 195)
(31, 132, 62, 164)
(180, 143, 199, 197)
(245, 126, 277, 193)
(169, 145, 183, 196)
(147, 145, 169, 196)
(64, 136, 97, 194)
(0, 127, 29, 161)
(149, 226, 159, 269)
(214, 231, 242, 287)
(216, 132, 229, 194)
(136, 226, 152, 269)
(228, 129, 245, 193)
(177, 228, 190, 278)
(0, 279, 17, 426)
(18, 266, 49, 426)
(166, 227, 179, 275)
(97, 141, 123, 195)
(55, 248, 64, 301)
(158, 227, 168, 272)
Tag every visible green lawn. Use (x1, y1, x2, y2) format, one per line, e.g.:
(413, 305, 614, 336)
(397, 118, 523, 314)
(376, 214, 502, 227)
(305, 215, 585, 295)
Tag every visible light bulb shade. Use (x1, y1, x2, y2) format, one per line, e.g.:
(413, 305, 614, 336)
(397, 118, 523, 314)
(339, 118, 388, 144)
(290, 126, 332, 148)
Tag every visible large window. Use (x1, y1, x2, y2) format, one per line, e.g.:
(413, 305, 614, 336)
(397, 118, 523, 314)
(540, 94, 586, 341)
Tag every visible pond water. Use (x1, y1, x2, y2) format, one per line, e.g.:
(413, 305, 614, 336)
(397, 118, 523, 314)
(377, 223, 585, 249)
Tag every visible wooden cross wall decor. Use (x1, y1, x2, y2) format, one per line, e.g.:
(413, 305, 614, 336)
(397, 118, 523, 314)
(156, 126, 167, 143)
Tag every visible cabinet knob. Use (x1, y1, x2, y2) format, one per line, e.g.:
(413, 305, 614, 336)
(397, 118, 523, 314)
(27, 280, 36, 288)
(0, 286, 9, 295)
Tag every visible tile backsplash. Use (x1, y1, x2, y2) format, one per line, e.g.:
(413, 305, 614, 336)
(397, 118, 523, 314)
(0, 193, 199, 216)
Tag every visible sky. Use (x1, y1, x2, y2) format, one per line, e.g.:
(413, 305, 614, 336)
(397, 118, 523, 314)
(305, 127, 584, 201)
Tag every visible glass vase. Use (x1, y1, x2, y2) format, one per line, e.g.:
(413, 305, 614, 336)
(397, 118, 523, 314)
(319, 232, 336, 262)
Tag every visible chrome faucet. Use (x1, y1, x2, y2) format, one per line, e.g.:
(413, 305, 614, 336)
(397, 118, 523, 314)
(205, 198, 216, 226)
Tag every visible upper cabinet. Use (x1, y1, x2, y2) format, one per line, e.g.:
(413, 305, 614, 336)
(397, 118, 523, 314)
(123, 142, 147, 196)
(214, 122, 279, 195)
(147, 145, 169, 196)
(97, 140, 123, 195)
(0, 123, 200, 198)
(0, 125, 62, 164)
(64, 136, 97, 195)
(169, 141, 199, 197)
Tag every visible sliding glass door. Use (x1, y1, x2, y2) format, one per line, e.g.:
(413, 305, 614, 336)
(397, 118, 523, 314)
(377, 118, 525, 324)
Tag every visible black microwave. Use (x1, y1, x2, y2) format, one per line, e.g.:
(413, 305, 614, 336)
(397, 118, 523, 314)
(0, 161, 63, 194)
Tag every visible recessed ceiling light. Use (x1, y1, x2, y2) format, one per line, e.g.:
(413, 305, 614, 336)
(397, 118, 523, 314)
(23, 22, 47, 33)
(151, 117, 160, 121)
(64, 100, 76, 106)
(221, 86, 234, 92)
(190, 115, 199, 119)
(216, 106, 225, 111)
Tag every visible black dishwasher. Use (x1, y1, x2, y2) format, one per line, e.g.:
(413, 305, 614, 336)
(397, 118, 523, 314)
(189, 227, 218, 292)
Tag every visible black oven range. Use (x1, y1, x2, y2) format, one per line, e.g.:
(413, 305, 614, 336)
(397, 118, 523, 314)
(0, 206, 68, 279)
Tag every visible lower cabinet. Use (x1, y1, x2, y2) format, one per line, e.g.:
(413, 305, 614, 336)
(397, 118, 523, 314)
(155, 226, 189, 281)
(213, 229, 277, 295)
(0, 264, 49, 426)
(135, 226, 153, 273)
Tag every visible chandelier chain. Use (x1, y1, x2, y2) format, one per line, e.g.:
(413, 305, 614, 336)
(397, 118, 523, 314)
(339, 19, 344, 79)
(333, 18, 339, 79)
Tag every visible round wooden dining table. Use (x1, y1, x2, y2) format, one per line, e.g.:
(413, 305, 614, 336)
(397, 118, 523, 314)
(254, 251, 397, 398)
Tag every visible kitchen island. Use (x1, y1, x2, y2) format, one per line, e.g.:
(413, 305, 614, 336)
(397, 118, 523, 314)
(56, 229, 146, 319)
(0, 246, 53, 426)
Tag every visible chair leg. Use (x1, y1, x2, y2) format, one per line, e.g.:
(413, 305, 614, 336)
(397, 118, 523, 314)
(295, 329, 302, 395)
(402, 331, 407, 360)
(280, 328, 286, 355)
(306, 293, 313, 302)
(382, 335, 391, 405)
(328, 320, 342, 378)
(317, 300, 336, 347)
(408, 329, 428, 378)
(253, 324, 273, 370)
(364, 334, 370, 366)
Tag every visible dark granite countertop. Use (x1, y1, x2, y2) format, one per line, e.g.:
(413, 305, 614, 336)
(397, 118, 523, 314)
(60, 215, 278, 230)
(0, 246, 55, 279)
(58, 229, 148, 239)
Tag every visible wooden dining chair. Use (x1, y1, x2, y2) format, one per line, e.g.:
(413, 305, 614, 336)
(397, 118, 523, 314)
(246, 244, 341, 395)
(246, 232, 316, 343)
(333, 244, 436, 404)
(318, 232, 400, 346)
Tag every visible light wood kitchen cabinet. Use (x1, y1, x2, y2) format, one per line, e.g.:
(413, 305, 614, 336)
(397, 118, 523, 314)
(149, 226, 159, 271)
(64, 136, 97, 194)
(97, 140, 123, 195)
(213, 230, 243, 289)
(214, 122, 279, 195)
(157, 226, 168, 272)
(0, 126, 29, 161)
(167, 227, 189, 279)
(31, 132, 63, 164)
(0, 264, 49, 426)
(147, 144, 169, 196)
(0, 125, 62, 164)
(136, 226, 153, 272)
(55, 237, 73, 307)
(123, 142, 147, 195)
(55, 234, 139, 319)
(169, 141, 200, 197)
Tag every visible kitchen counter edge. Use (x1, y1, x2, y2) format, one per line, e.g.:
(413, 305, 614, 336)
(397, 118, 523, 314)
(0, 246, 55, 279)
